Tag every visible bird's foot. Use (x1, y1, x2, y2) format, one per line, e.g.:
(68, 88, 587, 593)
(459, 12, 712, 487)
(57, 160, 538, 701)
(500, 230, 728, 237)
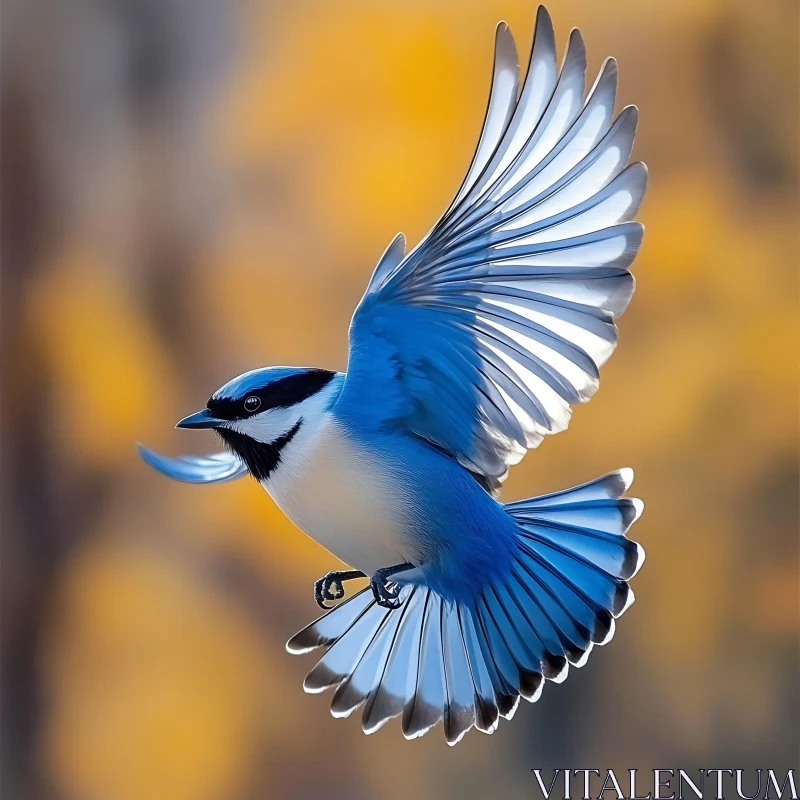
(370, 562, 414, 610)
(314, 570, 365, 609)
(370, 577, 401, 609)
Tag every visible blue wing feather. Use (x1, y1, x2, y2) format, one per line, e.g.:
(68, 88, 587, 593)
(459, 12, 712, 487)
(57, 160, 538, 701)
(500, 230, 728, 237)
(336, 8, 646, 482)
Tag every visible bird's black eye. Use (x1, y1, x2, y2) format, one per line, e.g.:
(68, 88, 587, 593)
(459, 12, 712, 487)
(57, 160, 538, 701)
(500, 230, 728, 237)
(243, 395, 261, 414)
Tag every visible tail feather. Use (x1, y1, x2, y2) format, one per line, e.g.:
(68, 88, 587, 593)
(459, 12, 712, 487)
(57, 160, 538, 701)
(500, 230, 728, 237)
(302, 602, 390, 693)
(460, 608, 500, 733)
(361, 587, 422, 732)
(481, 587, 546, 696)
(330, 609, 397, 717)
(505, 568, 573, 677)
(470, 605, 523, 718)
(287, 469, 644, 744)
(507, 467, 635, 509)
(287, 589, 373, 654)
(442, 602, 477, 744)
(403, 592, 446, 738)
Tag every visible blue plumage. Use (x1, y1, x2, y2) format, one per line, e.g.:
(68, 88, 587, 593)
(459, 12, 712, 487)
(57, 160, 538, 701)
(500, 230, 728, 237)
(288, 470, 643, 742)
(137, 446, 247, 483)
(210, 366, 311, 400)
(139, 6, 647, 744)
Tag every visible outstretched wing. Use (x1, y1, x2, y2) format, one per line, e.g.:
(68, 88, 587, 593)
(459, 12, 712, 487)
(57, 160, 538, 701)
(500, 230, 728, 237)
(336, 7, 646, 486)
(138, 444, 248, 484)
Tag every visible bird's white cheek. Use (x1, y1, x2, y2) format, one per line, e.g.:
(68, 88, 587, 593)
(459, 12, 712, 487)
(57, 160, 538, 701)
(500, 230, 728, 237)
(227, 408, 299, 443)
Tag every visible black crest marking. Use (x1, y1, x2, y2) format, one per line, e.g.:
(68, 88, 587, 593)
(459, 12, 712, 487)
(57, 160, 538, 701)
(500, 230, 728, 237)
(208, 369, 335, 421)
(216, 419, 303, 481)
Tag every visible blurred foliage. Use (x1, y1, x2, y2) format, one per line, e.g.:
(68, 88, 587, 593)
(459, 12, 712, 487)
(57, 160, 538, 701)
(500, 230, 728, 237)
(1, 0, 797, 798)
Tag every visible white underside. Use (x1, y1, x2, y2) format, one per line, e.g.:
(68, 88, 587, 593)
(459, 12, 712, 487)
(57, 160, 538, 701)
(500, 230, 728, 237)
(263, 412, 415, 575)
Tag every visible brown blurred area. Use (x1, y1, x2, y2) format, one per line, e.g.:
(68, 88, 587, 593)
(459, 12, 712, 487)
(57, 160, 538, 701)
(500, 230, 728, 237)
(1, 0, 797, 798)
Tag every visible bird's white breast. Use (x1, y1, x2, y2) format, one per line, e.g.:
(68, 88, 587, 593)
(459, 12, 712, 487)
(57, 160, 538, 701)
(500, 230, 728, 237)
(263, 413, 414, 575)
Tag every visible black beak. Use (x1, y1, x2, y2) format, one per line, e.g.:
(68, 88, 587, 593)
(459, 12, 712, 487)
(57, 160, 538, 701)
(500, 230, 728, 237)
(176, 409, 223, 429)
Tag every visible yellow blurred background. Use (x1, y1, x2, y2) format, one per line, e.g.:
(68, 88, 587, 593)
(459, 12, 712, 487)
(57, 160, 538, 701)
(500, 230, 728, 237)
(2, 1, 797, 798)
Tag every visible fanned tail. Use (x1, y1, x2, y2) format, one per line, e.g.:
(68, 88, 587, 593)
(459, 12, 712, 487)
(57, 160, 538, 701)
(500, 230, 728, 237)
(287, 469, 644, 744)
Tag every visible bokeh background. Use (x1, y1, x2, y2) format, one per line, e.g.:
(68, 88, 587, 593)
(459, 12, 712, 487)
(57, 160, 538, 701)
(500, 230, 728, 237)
(2, 1, 798, 798)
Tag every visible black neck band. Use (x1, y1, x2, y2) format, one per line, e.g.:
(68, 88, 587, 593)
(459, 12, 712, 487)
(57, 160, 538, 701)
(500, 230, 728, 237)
(216, 419, 302, 481)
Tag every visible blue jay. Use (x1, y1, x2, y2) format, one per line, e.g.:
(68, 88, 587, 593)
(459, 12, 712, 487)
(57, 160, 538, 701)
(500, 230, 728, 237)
(140, 6, 646, 744)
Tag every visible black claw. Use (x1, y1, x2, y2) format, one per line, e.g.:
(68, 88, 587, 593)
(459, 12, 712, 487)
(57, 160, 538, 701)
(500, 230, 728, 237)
(313, 570, 366, 610)
(313, 577, 332, 609)
(368, 562, 414, 610)
(370, 578, 402, 609)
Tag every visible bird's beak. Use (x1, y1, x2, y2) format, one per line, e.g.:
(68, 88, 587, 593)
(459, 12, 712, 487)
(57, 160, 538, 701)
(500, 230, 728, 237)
(176, 409, 223, 429)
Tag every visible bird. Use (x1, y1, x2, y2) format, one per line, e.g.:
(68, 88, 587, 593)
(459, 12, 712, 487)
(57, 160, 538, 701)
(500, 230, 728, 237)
(140, 5, 647, 745)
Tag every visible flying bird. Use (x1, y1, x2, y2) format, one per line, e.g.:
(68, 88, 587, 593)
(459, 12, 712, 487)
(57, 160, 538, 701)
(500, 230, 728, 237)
(140, 5, 647, 744)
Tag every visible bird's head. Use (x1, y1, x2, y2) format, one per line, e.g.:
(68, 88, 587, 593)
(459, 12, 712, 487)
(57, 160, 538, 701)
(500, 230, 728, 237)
(176, 366, 338, 480)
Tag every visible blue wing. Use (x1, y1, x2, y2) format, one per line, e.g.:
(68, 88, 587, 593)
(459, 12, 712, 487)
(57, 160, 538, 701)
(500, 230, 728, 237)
(336, 8, 646, 485)
(138, 444, 248, 484)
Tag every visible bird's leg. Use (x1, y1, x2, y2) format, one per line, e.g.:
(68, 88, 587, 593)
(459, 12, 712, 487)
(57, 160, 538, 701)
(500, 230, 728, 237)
(314, 569, 366, 609)
(370, 562, 415, 610)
